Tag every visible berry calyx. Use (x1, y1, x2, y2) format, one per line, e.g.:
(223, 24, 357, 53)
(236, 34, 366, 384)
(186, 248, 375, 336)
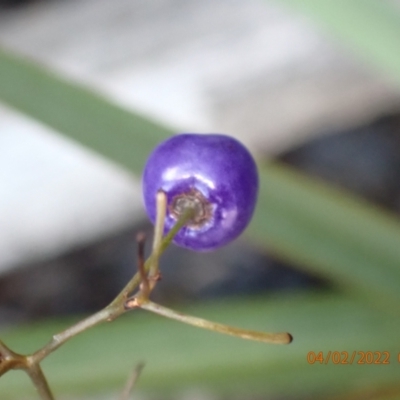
(169, 188, 213, 228)
(142, 133, 259, 251)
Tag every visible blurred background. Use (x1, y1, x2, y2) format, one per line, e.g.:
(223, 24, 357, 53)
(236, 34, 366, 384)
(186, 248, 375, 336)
(0, 0, 400, 399)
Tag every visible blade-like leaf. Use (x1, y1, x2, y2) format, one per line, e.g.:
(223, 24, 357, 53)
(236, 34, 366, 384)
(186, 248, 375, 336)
(0, 294, 399, 399)
(249, 163, 400, 311)
(1, 49, 400, 310)
(278, 0, 400, 86)
(0, 48, 172, 173)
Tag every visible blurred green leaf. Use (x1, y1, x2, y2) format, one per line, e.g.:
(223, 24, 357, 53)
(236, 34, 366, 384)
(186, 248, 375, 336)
(1, 294, 399, 399)
(0, 48, 172, 173)
(249, 163, 400, 311)
(278, 0, 400, 85)
(1, 48, 400, 312)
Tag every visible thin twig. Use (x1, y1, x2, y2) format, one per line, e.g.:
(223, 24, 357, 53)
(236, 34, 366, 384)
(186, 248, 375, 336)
(136, 232, 150, 295)
(149, 191, 167, 279)
(26, 364, 55, 400)
(30, 308, 113, 364)
(0, 193, 200, 399)
(118, 362, 145, 400)
(0, 340, 26, 376)
(0, 185, 293, 400)
(140, 300, 293, 345)
(28, 203, 197, 365)
(110, 204, 195, 307)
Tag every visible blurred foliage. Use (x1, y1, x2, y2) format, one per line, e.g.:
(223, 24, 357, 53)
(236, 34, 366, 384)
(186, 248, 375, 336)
(2, 294, 400, 399)
(279, 0, 400, 85)
(1, 0, 400, 399)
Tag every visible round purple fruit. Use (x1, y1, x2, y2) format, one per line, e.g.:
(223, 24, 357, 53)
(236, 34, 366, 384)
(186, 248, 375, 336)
(142, 133, 259, 251)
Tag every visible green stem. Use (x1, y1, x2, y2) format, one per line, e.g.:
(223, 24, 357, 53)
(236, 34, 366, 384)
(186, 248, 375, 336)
(30, 207, 195, 365)
(159, 207, 195, 253)
(0, 340, 25, 376)
(0, 342, 56, 399)
(140, 300, 292, 345)
(30, 308, 113, 364)
(26, 364, 55, 400)
(149, 191, 167, 279)
(118, 362, 145, 400)
(111, 206, 195, 306)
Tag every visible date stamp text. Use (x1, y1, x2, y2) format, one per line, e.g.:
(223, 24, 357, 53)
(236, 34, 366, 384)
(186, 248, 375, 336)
(306, 351, 395, 365)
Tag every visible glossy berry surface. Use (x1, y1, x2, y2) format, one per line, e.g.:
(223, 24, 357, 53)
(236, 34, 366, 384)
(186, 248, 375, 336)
(142, 133, 259, 251)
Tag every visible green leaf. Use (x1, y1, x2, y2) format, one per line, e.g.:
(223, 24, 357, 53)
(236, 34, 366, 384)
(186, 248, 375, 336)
(1, 48, 400, 311)
(248, 163, 400, 311)
(0, 294, 399, 399)
(278, 0, 400, 85)
(0, 48, 172, 173)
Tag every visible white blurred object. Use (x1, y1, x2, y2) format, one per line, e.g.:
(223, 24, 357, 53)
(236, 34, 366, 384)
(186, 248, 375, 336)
(0, 105, 142, 273)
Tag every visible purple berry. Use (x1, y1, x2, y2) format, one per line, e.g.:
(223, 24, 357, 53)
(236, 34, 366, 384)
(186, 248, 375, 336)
(142, 133, 259, 251)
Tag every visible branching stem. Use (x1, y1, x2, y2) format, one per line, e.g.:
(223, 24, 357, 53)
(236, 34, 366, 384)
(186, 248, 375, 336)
(0, 191, 292, 400)
(30, 197, 194, 366)
(26, 364, 56, 400)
